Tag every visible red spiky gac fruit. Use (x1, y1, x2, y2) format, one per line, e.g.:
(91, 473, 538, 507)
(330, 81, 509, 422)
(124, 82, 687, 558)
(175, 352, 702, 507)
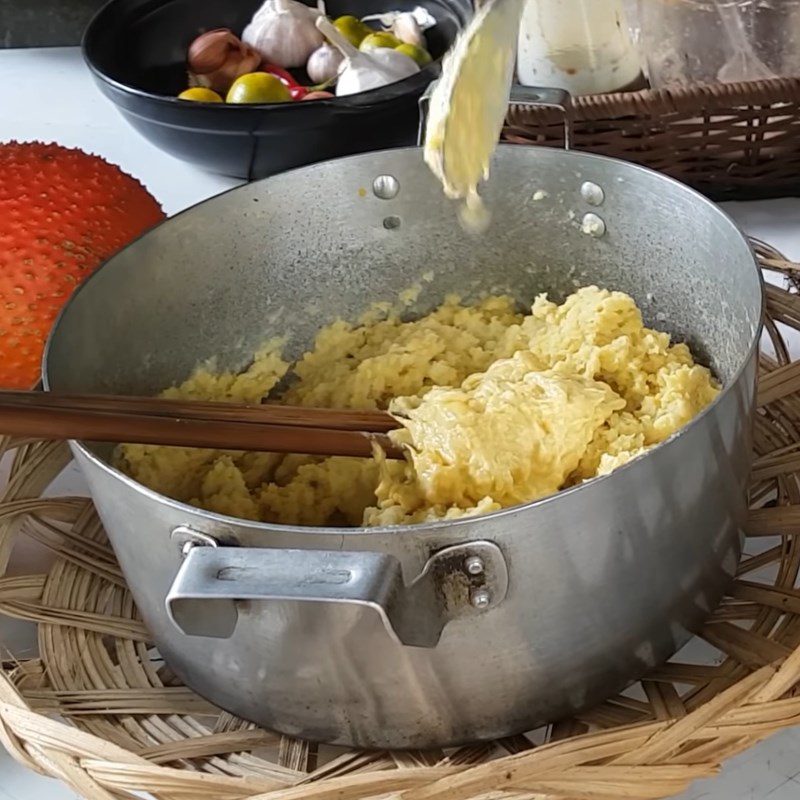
(0, 142, 165, 388)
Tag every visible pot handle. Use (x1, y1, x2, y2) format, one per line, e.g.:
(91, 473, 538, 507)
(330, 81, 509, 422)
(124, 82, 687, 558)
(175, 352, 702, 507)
(165, 528, 508, 649)
(417, 82, 572, 149)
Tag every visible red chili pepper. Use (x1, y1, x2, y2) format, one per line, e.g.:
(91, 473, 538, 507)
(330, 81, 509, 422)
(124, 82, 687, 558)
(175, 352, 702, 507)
(262, 62, 300, 88)
(289, 85, 309, 100)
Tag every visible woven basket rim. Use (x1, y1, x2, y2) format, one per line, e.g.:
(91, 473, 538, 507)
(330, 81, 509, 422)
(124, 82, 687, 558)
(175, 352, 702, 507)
(517, 75, 800, 120)
(2, 242, 800, 800)
(503, 77, 800, 204)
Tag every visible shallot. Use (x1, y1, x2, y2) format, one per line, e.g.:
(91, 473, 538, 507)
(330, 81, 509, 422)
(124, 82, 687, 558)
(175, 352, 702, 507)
(187, 29, 262, 93)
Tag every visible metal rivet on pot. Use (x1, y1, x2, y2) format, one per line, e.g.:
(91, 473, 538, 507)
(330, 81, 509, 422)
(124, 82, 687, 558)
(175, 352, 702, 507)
(171, 526, 218, 556)
(581, 212, 606, 238)
(373, 175, 400, 200)
(464, 555, 485, 576)
(383, 216, 401, 230)
(580, 181, 605, 206)
(470, 588, 492, 609)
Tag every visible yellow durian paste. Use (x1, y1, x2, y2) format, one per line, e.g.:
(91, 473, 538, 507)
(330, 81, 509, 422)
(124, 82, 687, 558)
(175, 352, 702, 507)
(117, 286, 719, 527)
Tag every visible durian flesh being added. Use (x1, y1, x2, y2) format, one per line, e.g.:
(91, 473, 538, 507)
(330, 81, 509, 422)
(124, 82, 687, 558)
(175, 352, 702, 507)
(423, 0, 526, 230)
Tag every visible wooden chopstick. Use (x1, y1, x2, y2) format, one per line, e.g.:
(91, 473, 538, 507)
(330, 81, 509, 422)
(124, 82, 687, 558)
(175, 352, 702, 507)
(0, 390, 403, 459)
(0, 391, 398, 431)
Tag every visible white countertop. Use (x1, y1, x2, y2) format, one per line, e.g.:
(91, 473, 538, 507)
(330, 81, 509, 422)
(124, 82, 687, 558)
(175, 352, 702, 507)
(0, 47, 241, 215)
(1, 45, 800, 800)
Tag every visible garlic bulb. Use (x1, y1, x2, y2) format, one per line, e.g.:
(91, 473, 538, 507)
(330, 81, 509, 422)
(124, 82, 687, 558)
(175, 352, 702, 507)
(361, 7, 436, 48)
(316, 17, 419, 96)
(307, 43, 344, 84)
(187, 29, 262, 92)
(243, 0, 324, 68)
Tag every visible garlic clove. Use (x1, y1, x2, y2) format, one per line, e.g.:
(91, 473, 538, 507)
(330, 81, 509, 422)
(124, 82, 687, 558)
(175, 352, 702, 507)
(340, 51, 419, 96)
(361, 6, 436, 47)
(370, 48, 420, 78)
(336, 67, 386, 96)
(393, 13, 425, 48)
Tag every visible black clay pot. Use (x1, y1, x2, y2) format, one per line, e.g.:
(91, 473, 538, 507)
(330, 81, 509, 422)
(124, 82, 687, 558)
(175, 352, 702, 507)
(82, 0, 470, 180)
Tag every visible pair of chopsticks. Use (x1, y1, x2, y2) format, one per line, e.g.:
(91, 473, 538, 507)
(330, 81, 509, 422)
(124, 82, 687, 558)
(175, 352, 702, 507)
(0, 390, 403, 459)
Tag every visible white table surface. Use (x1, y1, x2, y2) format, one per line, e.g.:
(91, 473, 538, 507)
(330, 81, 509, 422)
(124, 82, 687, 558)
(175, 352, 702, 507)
(1, 45, 800, 800)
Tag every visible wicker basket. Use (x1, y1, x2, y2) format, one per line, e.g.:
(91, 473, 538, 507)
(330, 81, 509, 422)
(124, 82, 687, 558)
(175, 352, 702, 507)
(503, 78, 800, 201)
(2, 243, 800, 800)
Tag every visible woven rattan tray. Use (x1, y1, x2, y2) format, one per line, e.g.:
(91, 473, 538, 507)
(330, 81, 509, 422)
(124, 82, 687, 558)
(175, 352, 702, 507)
(503, 77, 800, 201)
(2, 243, 800, 800)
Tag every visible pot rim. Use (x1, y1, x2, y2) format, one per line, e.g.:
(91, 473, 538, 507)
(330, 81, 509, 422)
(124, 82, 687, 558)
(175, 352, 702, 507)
(42, 145, 765, 538)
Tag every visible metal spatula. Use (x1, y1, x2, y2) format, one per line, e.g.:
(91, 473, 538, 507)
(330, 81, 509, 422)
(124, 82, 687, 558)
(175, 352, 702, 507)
(422, 0, 526, 214)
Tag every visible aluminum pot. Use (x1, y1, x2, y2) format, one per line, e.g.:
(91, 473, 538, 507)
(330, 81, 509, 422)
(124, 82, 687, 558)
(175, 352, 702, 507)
(44, 145, 763, 749)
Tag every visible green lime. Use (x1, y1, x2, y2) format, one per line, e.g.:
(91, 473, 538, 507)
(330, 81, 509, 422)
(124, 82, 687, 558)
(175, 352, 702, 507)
(359, 32, 402, 52)
(226, 73, 293, 104)
(333, 15, 371, 47)
(178, 87, 223, 102)
(395, 42, 433, 66)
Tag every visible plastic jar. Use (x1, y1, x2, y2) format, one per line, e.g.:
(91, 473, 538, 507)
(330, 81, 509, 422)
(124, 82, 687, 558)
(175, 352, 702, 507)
(516, 0, 643, 95)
